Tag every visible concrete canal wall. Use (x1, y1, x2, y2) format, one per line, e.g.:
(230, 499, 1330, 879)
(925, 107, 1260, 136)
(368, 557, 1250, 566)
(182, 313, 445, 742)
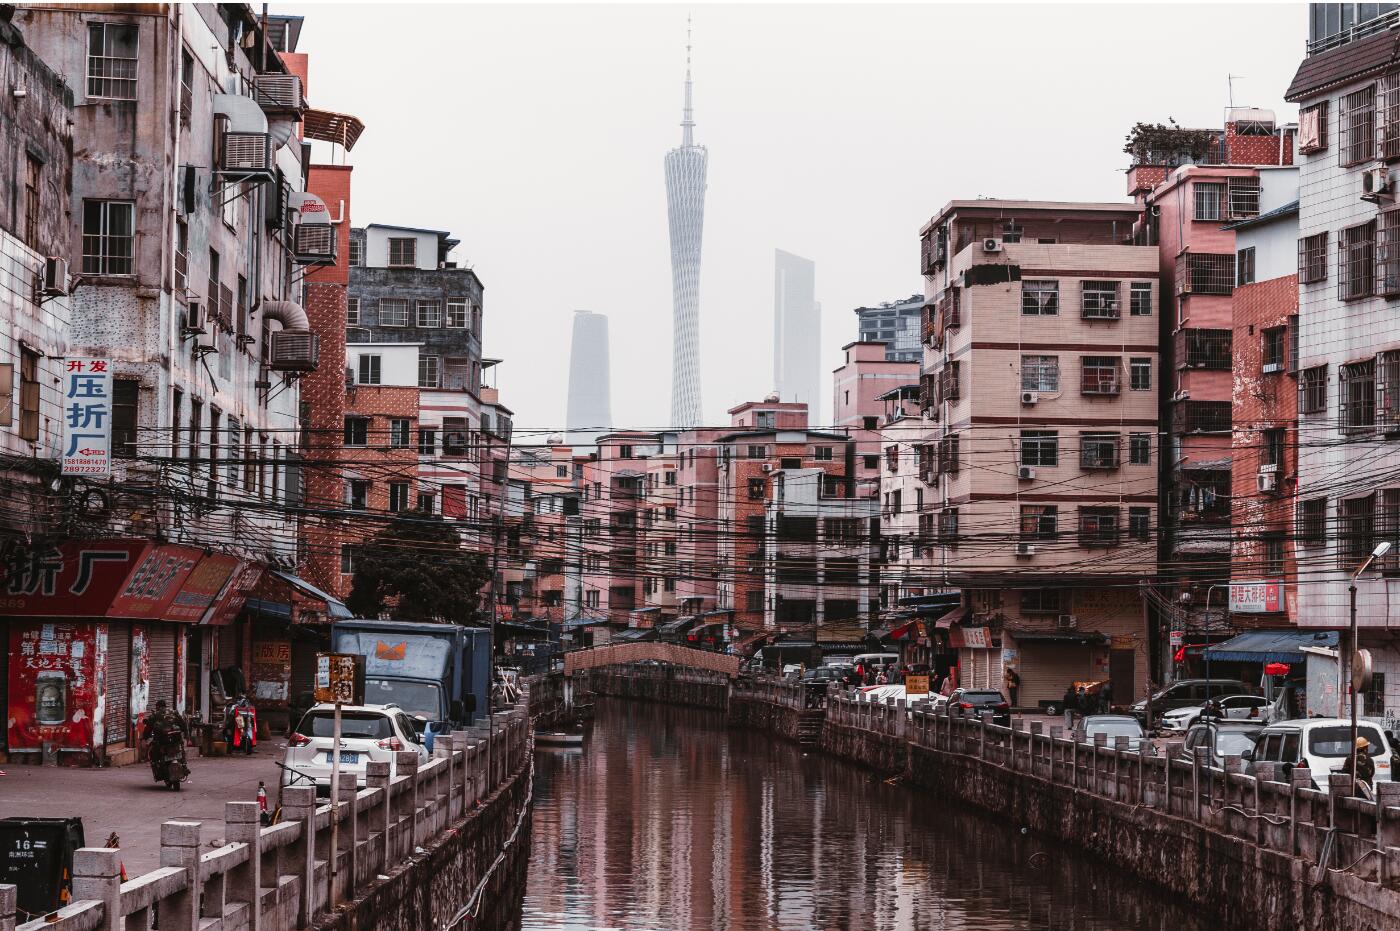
(1, 692, 536, 931)
(582, 666, 1400, 931)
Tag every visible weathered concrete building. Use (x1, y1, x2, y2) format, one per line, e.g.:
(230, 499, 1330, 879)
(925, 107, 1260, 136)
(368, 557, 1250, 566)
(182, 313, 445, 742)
(832, 340, 918, 498)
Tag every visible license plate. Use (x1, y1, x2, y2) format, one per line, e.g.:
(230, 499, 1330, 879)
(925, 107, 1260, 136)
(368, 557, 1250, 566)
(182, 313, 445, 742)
(325, 751, 359, 764)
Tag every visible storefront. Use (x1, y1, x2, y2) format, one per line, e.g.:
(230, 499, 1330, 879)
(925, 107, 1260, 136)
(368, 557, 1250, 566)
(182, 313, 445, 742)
(1003, 629, 1110, 710)
(950, 624, 999, 690)
(242, 570, 350, 733)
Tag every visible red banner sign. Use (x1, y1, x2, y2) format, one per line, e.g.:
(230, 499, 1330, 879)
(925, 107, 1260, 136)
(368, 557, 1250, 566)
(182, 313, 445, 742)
(0, 541, 146, 617)
(107, 545, 204, 619)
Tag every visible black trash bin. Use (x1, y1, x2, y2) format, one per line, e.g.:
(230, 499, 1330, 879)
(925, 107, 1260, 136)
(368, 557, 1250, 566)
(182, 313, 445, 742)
(0, 816, 86, 919)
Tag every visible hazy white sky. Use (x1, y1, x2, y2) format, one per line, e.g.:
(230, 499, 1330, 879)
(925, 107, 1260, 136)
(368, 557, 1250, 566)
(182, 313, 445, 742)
(294, 2, 1306, 434)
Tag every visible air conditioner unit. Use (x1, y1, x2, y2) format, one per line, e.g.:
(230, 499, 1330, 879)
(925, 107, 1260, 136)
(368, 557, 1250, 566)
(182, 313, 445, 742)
(1057, 614, 1078, 630)
(1256, 471, 1278, 493)
(194, 326, 218, 353)
(1020, 391, 1039, 405)
(1017, 466, 1036, 481)
(981, 238, 1002, 253)
(268, 330, 320, 372)
(1015, 543, 1035, 558)
(292, 224, 337, 266)
(41, 257, 67, 296)
(761, 464, 773, 473)
(252, 74, 305, 114)
(181, 301, 208, 335)
(1173, 389, 1191, 401)
(1362, 165, 1392, 201)
(220, 131, 274, 181)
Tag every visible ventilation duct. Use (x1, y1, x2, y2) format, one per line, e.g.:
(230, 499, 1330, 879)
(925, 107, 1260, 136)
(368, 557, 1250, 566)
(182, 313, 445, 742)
(212, 94, 268, 134)
(262, 299, 310, 330)
(268, 118, 296, 149)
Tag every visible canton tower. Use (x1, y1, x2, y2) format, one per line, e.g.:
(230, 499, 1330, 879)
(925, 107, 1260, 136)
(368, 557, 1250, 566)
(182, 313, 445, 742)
(665, 23, 707, 428)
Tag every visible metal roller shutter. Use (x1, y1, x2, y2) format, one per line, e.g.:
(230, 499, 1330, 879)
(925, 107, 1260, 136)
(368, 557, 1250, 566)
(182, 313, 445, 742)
(1017, 642, 1094, 709)
(105, 622, 130, 744)
(147, 625, 178, 711)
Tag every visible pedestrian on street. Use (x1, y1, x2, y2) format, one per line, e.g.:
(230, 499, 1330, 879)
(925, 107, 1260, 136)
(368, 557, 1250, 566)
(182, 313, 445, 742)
(1099, 680, 1114, 714)
(1077, 685, 1088, 716)
(1003, 667, 1021, 709)
(1062, 684, 1078, 728)
(1343, 737, 1377, 796)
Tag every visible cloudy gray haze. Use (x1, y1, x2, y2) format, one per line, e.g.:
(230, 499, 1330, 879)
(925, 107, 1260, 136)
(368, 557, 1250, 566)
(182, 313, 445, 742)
(294, 3, 1305, 434)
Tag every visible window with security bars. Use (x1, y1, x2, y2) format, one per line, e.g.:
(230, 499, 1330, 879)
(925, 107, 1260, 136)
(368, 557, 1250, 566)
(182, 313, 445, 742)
(1194, 182, 1225, 221)
(1381, 72, 1400, 160)
(416, 301, 442, 327)
(87, 23, 138, 100)
(1298, 232, 1329, 283)
(1340, 494, 1376, 567)
(1020, 505, 1058, 540)
(1020, 355, 1059, 392)
(1079, 433, 1121, 470)
(1299, 101, 1329, 153)
(378, 299, 409, 327)
(1262, 327, 1286, 372)
(1078, 507, 1120, 546)
(1300, 365, 1328, 413)
(1081, 281, 1121, 319)
(1378, 211, 1400, 295)
(1379, 490, 1400, 574)
(1378, 351, 1400, 429)
(388, 237, 417, 267)
(447, 302, 468, 327)
(938, 434, 961, 474)
(1299, 497, 1327, 545)
(419, 355, 440, 388)
(1130, 433, 1150, 465)
(1339, 221, 1376, 300)
(348, 236, 363, 267)
(1130, 283, 1153, 316)
(1178, 253, 1235, 295)
(82, 200, 135, 275)
(1227, 177, 1262, 219)
(346, 298, 360, 326)
(1020, 430, 1058, 467)
(1341, 85, 1377, 166)
(938, 508, 959, 543)
(1178, 328, 1233, 369)
(1130, 358, 1152, 391)
(174, 219, 188, 291)
(1080, 356, 1120, 394)
(1129, 507, 1151, 542)
(1340, 360, 1376, 432)
(1237, 247, 1256, 286)
(1022, 280, 1059, 315)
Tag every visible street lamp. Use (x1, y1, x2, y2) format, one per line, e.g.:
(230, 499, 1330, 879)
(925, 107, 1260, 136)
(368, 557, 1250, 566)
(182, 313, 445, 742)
(1349, 541, 1392, 785)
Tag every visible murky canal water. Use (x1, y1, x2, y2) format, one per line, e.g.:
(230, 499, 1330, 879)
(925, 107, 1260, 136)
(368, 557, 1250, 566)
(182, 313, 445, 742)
(520, 699, 1208, 931)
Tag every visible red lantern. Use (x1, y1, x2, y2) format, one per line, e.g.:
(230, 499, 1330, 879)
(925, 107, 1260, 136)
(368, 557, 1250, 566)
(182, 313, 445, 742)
(1264, 662, 1291, 676)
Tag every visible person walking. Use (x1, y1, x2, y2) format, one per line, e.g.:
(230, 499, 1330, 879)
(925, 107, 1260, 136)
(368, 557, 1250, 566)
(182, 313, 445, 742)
(1342, 736, 1377, 797)
(1099, 680, 1114, 714)
(1062, 684, 1078, 729)
(1003, 667, 1021, 709)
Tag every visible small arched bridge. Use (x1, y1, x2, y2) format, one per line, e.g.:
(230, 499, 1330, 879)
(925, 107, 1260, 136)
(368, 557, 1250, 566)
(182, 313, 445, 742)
(562, 642, 741, 678)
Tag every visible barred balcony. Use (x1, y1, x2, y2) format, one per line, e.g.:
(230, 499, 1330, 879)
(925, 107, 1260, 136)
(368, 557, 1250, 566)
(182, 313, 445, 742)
(1176, 252, 1235, 296)
(1171, 400, 1232, 434)
(1175, 328, 1233, 370)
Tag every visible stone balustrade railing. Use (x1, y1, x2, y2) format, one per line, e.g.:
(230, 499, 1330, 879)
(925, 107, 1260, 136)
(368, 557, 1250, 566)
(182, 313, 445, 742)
(0, 694, 533, 931)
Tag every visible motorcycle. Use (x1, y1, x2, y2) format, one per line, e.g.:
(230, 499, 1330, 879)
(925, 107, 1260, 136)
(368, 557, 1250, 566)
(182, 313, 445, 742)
(148, 726, 189, 791)
(223, 695, 258, 755)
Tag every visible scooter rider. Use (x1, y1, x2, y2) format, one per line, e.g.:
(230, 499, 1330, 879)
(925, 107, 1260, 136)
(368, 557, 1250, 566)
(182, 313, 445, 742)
(143, 699, 186, 743)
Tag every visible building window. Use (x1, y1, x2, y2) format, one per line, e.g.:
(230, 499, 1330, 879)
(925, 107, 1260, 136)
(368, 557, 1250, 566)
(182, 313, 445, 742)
(388, 481, 410, 512)
(1079, 432, 1121, 470)
(1262, 327, 1286, 372)
(86, 23, 139, 100)
(81, 200, 135, 275)
(346, 298, 360, 326)
(1129, 357, 1152, 391)
(1340, 220, 1377, 301)
(1300, 497, 1327, 544)
(1081, 281, 1120, 319)
(357, 355, 381, 385)
(1020, 589, 1063, 614)
(813, 446, 833, 461)
(111, 378, 138, 459)
(18, 349, 39, 442)
(1178, 252, 1236, 295)
(863, 454, 879, 470)
(341, 545, 355, 575)
(938, 508, 959, 543)
(1340, 495, 1376, 567)
(1193, 182, 1224, 221)
(418, 492, 436, 514)
(1237, 246, 1256, 286)
(1341, 84, 1377, 166)
(1020, 504, 1058, 540)
(1379, 351, 1400, 428)
(1227, 177, 1262, 219)
(419, 355, 440, 388)
(418, 428, 436, 456)
(748, 478, 765, 500)
(1110, 434, 1143, 470)
(1262, 428, 1286, 468)
(347, 479, 369, 510)
(388, 237, 417, 267)
(664, 506, 676, 521)
(1020, 430, 1058, 467)
(344, 417, 369, 446)
(378, 299, 409, 327)
(1128, 506, 1151, 542)
(1001, 221, 1023, 243)
(1130, 283, 1153, 316)
(745, 590, 764, 612)
(1299, 100, 1328, 152)
(1365, 672, 1388, 716)
(745, 445, 768, 459)
(1080, 356, 1121, 394)
(1298, 232, 1329, 283)
(389, 418, 410, 448)
(780, 456, 802, 470)
(348, 235, 363, 267)
(173, 218, 188, 292)
(1020, 355, 1060, 392)
(1022, 280, 1059, 315)
(1340, 360, 1376, 432)
(1078, 506, 1120, 546)
(1380, 209, 1400, 296)
(1300, 365, 1328, 414)
(447, 301, 468, 328)
(416, 301, 442, 328)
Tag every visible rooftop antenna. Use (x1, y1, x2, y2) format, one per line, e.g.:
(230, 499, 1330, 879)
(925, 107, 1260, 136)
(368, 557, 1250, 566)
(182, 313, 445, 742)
(681, 15, 695, 146)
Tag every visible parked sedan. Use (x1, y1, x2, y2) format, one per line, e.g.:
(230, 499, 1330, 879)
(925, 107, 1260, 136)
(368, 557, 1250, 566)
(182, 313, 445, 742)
(282, 703, 430, 796)
(1177, 721, 1263, 770)
(1160, 694, 1270, 732)
(1077, 714, 1146, 751)
(947, 689, 1011, 727)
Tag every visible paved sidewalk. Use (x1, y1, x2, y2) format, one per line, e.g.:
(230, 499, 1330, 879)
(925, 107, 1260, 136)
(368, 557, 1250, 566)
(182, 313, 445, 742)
(1, 744, 287, 876)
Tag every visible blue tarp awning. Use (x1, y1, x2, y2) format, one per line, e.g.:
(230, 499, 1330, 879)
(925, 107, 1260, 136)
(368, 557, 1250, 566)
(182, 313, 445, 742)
(272, 570, 353, 620)
(1202, 629, 1338, 663)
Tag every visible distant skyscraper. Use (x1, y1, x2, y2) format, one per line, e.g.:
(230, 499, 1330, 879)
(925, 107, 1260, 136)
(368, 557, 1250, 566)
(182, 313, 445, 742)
(854, 293, 925, 362)
(665, 23, 707, 428)
(566, 310, 613, 447)
(773, 249, 821, 424)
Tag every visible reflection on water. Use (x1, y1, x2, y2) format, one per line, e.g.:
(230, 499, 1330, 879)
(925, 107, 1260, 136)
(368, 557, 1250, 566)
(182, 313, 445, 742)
(521, 699, 1207, 931)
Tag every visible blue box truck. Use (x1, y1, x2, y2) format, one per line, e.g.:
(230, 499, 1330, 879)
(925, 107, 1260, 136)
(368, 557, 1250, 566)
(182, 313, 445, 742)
(331, 620, 492, 728)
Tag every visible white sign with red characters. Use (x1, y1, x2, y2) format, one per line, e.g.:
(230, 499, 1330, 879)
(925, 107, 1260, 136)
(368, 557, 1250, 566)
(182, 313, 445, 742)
(1229, 581, 1284, 614)
(61, 359, 112, 476)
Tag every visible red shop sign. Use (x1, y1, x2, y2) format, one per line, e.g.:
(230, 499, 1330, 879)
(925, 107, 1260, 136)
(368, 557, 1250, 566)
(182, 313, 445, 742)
(204, 562, 265, 627)
(107, 545, 204, 618)
(164, 554, 240, 623)
(0, 541, 146, 617)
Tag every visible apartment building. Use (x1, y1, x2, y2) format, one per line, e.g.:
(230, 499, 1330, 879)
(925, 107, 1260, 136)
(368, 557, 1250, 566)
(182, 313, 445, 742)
(578, 432, 661, 628)
(917, 200, 1159, 705)
(1226, 175, 1300, 628)
(854, 294, 924, 362)
(1286, 7, 1400, 715)
(832, 341, 919, 498)
(874, 386, 930, 606)
(511, 441, 581, 623)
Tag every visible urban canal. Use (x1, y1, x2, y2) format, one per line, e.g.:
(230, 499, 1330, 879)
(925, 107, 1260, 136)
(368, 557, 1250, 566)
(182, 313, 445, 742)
(520, 699, 1210, 931)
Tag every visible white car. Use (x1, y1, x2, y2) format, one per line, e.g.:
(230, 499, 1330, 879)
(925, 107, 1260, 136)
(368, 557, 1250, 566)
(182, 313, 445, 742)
(859, 684, 906, 703)
(282, 703, 430, 796)
(1250, 718, 1394, 793)
(1160, 694, 1270, 732)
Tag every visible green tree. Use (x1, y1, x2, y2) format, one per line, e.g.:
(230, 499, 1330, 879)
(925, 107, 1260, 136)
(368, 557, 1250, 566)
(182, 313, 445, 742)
(346, 517, 490, 624)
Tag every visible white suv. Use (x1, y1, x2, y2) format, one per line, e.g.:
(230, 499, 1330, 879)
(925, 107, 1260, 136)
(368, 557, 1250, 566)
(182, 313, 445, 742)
(281, 703, 429, 795)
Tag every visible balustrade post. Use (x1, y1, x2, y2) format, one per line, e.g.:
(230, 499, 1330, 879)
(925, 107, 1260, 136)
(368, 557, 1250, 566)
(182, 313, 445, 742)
(1192, 746, 1206, 821)
(1376, 781, 1400, 883)
(451, 730, 471, 814)
(1029, 722, 1043, 778)
(1048, 726, 1063, 784)
(158, 820, 201, 931)
(336, 772, 359, 901)
(978, 711, 989, 759)
(436, 735, 457, 826)
(365, 761, 392, 874)
(225, 801, 262, 931)
(1329, 774, 1352, 830)
(70, 848, 121, 931)
(1071, 729, 1079, 790)
(1092, 733, 1107, 796)
(1113, 735, 1129, 800)
(0, 884, 13, 931)
(396, 750, 422, 849)
(1289, 766, 1311, 856)
(280, 785, 318, 928)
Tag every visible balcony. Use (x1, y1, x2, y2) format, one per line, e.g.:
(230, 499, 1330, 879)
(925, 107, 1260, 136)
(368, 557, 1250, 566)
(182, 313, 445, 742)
(1175, 328, 1233, 370)
(938, 288, 961, 335)
(1172, 400, 1232, 435)
(1176, 253, 1235, 296)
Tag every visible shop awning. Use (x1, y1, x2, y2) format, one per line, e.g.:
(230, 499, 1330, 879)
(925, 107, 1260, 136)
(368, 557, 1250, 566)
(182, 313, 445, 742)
(1006, 628, 1107, 645)
(612, 627, 658, 643)
(658, 616, 695, 637)
(271, 571, 353, 620)
(935, 606, 966, 629)
(1203, 629, 1338, 663)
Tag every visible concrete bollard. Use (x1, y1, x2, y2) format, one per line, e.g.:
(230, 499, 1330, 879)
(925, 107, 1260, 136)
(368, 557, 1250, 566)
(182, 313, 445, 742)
(395, 750, 422, 850)
(0, 884, 14, 931)
(224, 802, 262, 931)
(435, 734, 457, 823)
(158, 820, 202, 931)
(1329, 773, 1353, 829)
(280, 785, 318, 928)
(1289, 765, 1312, 856)
(365, 760, 393, 871)
(70, 848, 122, 931)
(336, 772, 359, 898)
